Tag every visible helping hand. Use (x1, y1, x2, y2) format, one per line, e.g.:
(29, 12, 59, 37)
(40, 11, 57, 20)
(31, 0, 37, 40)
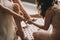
(27, 19, 33, 24)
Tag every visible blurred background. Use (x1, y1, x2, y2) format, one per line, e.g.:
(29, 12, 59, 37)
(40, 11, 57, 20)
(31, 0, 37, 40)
(21, 0, 38, 15)
(21, 0, 35, 3)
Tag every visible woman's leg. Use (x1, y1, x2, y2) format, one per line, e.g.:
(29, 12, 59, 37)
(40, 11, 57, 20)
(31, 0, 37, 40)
(33, 30, 50, 40)
(16, 20, 25, 40)
(13, 3, 25, 40)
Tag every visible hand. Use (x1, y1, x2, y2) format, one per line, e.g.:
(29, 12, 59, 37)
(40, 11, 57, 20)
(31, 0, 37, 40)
(27, 20, 33, 24)
(23, 26, 28, 29)
(31, 18, 37, 21)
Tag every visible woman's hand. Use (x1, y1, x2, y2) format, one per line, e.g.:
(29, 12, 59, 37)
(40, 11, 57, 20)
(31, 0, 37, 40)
(27, 19, 34, 24)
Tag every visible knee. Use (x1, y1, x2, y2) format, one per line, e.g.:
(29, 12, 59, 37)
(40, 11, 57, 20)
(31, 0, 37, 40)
(33, 32, 39, 38)
(33, 32, 42, 40)
(33, 32, 47, 38)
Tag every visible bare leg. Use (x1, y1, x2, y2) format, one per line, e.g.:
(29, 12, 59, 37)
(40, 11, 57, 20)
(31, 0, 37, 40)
(13, 3, 25, 40)
(16, 20, 24, 40)
(33, 30, 50, 40)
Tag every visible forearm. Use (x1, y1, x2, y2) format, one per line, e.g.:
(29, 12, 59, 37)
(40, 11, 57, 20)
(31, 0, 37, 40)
(31, 21, 43, 28)
(32, 22, 48, 30)
(30, 14, 42, 18)
(1, 5, 26, 21)
(15, 0, 31, 19)
(31, 21, 49, 30)
(33, 23, 46, 30)
(27, 20, 45, 29)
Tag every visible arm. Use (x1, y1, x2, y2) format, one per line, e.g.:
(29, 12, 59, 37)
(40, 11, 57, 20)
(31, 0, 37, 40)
(12, 0, 31, 20)
(13, 3, 22, 28)
(0, 4, 26, 21)
(41, 10, 52, 30)
(13, 4, 25, 39)
(13, 0, 42, 19)
(30, 14, 42, 18)
(27, 10, 53, 30)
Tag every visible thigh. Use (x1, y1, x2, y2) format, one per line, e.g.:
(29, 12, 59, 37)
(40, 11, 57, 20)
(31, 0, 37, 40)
(33, 30, 50, 40)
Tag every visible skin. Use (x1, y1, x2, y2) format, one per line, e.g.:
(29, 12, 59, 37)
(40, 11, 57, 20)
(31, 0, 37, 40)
(12, 0, 30, 40)
(12, 0, 41, 40)
(8, 0, 26, 39)
(13, 3, 25, 40)
(33, 6, 60, 40)
(0, 1, 26, 40)
(12, 0, 31, 20)
(7, 0, 60, 40)
(27, 0, 60, 40)
(8, 0, 40, 40)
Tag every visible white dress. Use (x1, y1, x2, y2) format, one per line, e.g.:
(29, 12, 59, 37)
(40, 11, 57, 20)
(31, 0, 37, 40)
(0, 0, 16, 40)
